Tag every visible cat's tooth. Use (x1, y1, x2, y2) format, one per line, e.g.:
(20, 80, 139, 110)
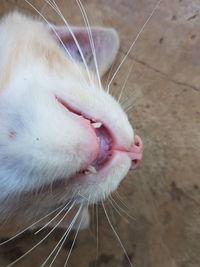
(86, 165, 97, 174)
(92, 122, 102, 128)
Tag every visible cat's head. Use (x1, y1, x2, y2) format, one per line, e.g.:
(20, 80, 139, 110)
(0, 12, 142, 216)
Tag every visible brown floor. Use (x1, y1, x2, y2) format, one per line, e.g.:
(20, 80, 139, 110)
(0, 0, 200, 266)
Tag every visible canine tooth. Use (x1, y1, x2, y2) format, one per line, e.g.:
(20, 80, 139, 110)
(92, 122, 102, 128)
(87, 165, 97, 174)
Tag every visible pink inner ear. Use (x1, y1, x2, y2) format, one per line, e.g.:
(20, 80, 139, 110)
(56, 29, 94, 64)
(51, 26, 120, 76)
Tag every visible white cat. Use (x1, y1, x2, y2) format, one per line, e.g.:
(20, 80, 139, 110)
(0, 11, 142, 235)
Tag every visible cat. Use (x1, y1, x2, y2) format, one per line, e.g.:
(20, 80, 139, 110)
(0, 10, 143, 238)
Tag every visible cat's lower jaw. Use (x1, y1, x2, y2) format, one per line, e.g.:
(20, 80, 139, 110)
(21, 132, 143, 200)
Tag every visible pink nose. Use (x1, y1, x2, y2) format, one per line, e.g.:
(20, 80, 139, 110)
(127, 135, 143, 169)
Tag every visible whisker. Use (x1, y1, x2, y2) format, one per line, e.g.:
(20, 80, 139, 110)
(107, 199, 117, 224)
(117, 64, 133, 103)
(6, 200, 77, 266)
(107, 0, 162, 91)
(77, 192, 90, 202)
(42, 205, 83, 267)
(0, 204, 64, 246)
(91, 202, 95, 234)
(109, 195, 135, 221)
(114, 191, 130, 210)
(124, 101, 139, 113)
(123, 103, 139, 113)
(34, 200, 73, 234)
(102, 201, 133, 267)
(63, 197, 90, 267)
(24, 0, 87, 87)
(46, 0, 94, 87)
(40, 0, 49, 14)
(94, 203, 99, 267)
(75, 0, 102, 90)
(105, 61, 115, 90)
(108, 197, 130, 224)
(63, 213, 84, 267)
(121, 90, 142, 111)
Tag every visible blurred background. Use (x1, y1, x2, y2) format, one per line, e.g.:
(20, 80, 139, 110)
(0, 0, 200, 266)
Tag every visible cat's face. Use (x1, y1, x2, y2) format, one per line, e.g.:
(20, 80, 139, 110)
(0, 12, 142, 217)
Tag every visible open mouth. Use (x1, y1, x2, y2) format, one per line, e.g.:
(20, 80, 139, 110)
(56, 95, 114, 174)
(55, 95, 143, 176)
(23, 97, 143, 196)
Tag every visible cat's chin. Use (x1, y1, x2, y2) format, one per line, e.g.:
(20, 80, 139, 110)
(24, 151, 133, 206)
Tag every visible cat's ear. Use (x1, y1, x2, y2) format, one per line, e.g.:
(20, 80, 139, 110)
(51, 26, 120, 77)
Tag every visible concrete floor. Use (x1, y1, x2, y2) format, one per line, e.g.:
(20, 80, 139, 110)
(0, 0, 200, 266)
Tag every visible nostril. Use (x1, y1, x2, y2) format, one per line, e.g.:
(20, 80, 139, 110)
(131, 159, 139, 169)
(135, 141, 139, 146)
(128, 135, 143, 169)
(134, 135, 142, 148)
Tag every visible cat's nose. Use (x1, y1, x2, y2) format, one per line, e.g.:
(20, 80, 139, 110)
(127, 135, 143, 169)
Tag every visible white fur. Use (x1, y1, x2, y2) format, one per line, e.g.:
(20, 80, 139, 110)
(0, 12, 134, 224)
